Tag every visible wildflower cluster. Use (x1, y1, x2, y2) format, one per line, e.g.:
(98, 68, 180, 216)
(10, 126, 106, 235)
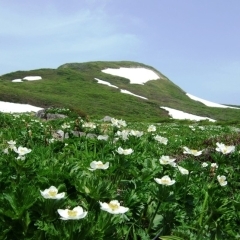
(0, 112, 239, 239)
(46, 107, 71, 115)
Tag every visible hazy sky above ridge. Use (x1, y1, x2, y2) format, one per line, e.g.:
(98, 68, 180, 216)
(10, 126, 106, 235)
(0, 0, 239, 105)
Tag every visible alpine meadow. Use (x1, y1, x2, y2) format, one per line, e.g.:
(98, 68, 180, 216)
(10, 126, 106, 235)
(0, 61, 240, 239)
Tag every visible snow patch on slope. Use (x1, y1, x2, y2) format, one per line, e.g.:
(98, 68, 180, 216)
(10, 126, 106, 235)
(0, 101, 43, 113)
(161, 106, 216, 122)
(120, 89, 148, 100)
(101, 67, 160, 85)
(94, 78, 148, 100)
(186, 93, 239, 109)
(12, 76, 42, 82)
(94, 78, 118, 88)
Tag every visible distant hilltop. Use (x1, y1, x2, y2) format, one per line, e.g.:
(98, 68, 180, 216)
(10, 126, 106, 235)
(0, 61, 239, 122)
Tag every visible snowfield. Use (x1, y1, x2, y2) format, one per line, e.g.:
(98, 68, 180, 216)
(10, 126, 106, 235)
(102, 67, 160, 84)
(0, 101, 43, 113)
(12, 76, 42, 82)
(186, 93, 239, 109)
(161, 107, 216, 122)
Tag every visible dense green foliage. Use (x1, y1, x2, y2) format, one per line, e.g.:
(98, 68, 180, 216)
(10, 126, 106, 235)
(0, 61, 240, 122)
(0, 109, 240, 239)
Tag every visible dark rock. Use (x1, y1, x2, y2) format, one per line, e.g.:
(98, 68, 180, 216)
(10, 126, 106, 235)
(35, 109, 46, 119)
(46, 113, 67, 120)
(35, 109, 67, 120)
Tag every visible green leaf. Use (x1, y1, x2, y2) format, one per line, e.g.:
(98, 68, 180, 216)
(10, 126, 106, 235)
(3, 194, 19, 217)
(84, 186, 90, 194)
(153, 214, 163, 229)
(160, 236, 185, 240)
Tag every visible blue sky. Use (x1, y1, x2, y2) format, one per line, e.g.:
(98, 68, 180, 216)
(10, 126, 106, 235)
(1, 0, 239, 105)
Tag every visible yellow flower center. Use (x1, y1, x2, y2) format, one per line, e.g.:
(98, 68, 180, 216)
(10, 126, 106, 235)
(223, 148, 227, 153)
(67, 210, 77, 217)
(162, 179, 169, 184)
(191, 150, 198, 154)
(108, 203, 119, 211)
(96, 163, 104, 168)
(48, 190, 57, 197)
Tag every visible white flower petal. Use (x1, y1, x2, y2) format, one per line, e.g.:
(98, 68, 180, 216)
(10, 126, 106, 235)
(99, 200, 129, 214)
(159, 156, 176, 165)
(154, 176, 175, 186)
(57, 206, 87, 220)
(89, 161, 109, 170)
(147, 125, 156, 132)
(40, 186, 65, 199)
(202, 162, 208, 167)
(217, 175, 227, 187)
(216, 142, 235, 154)
(177, 165, 189, 175)
(183, 146, 202, 156)
(14, 146, 32, 156)
(116, 147, 133, 155)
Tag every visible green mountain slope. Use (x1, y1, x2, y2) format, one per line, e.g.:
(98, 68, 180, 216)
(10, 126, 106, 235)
(0, 61, 239, 122)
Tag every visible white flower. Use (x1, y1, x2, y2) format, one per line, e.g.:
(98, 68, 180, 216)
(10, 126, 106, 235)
(116, 147, 133, 155)
(57, 206, 87, 220)
(154, 175, 176, 186)
(7, 140, 16, 146)
(189, 125, 195, 131)
(159, 156, 176, 166)
(111, 118, 127, 128)
(211, 163, 218, 169)
(154, 135, 168, 145)
(216, 142, 235, 154)
(217, 175, 227, 186)
(99, 200, 129, 214)
(117, 119, 127, 127)
(97, 135, 109, 141)
(147, 125, 156, 132)
(61, 123, 71, 129)
(3, 148, 9, 154)
(199, 126, 205, 130)
(116, 130, 129, 141)
(7, 140, 17, 151)
(183, 147, 202, 156)
(14, 146, 32, 156)
(16, 155, 26, 160)
(177, 165, 189, 175)
(111, 118, 119, 127)
(82, 122, 96, 129)
(48, 138, 55, 143)
(40, 186, 65, 199)
(89, 161, 109, 171)
(202, 162, 208, 167)
(129, 130, 143, 137)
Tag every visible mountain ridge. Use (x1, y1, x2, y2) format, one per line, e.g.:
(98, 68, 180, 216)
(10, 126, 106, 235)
(0, 61, 239, 122)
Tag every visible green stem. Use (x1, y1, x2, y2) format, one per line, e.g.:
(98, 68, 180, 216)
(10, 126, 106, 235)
(147, 187, 163, 233)
(196, 190, 209, 239)
(147, 200, 161, 233)
(139, 196, 152, 224)
(183, 172, 190, 202)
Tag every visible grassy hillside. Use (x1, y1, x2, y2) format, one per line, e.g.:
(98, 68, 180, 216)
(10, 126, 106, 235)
(0, 61, 240, 122)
